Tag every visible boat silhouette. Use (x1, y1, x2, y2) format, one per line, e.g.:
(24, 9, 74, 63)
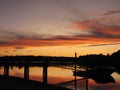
(73, 67, 115, 84)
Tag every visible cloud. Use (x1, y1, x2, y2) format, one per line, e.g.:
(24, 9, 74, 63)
(0, 29, 25, 40)
(14, 47, 25, 49)
(12, 50, 17, 52)
(0, 41, 12, 45)
(4, 51, 9, 53)
(102, 10, 120, 15)
(82, 43, 120, 47)
(72, 20, 120, 38)
(71, 20, 96, 31)
(0, 29, 54, 42)
(0, 19, 120, 48)
(0, 35, 119, 48)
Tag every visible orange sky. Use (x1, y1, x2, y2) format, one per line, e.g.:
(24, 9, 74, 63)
(0, 0, 120, 56)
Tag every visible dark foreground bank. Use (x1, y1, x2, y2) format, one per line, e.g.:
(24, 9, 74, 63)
(0, 75, 72, 90)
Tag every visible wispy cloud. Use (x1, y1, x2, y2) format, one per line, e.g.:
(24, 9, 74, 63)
(102, 10, 120, 15)
(0, 29, 53, 40)
(0, 18, 120, 48)
(72, 20, 120, 38)
(14, 47, 25, 49)
(82, 43, 120, 47)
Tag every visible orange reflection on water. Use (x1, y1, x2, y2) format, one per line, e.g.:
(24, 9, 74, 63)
(0, 66, 74, 84)
(29, 67, 74, 84)
(0, 66, 120, 90)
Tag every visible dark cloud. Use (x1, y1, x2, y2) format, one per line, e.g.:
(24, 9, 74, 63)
(0, 29, 54, 41)
(0, 41, 12, 45)
(4, 51, 9, 53)
(54, 35, 85, 40)
(12, 50, 17, 52)
(103, 10, 120, 15)
(0, 29, 24, 39)
(14, 47, 25, 49)
(91, 30, 120, 39)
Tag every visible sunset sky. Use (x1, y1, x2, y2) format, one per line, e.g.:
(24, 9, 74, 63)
(0, 0, 120, 56)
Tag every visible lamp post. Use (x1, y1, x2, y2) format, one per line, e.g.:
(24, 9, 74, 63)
(74, 52, 77, 90)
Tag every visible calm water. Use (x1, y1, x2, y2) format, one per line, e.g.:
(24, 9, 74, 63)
(0, 66, 120, 90)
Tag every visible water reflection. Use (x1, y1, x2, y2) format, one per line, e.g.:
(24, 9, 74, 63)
(0, 66, 120, 90)
(74, 67, 115, 84)
(0, 66, 74, 84)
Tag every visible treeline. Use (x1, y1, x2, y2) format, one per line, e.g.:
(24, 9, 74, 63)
(0, 50, 120, 67)
(0, 55, 74, 63)
(78, 50, 120, 68)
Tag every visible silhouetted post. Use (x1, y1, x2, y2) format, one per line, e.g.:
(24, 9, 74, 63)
(86, 67, 88, 90)
(24, 65, 29, 80)
(43, 59, 48, 84)
(4, 65, 9, 77)
(86, 78, 88, 90)
(74, 52, 77, 90)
